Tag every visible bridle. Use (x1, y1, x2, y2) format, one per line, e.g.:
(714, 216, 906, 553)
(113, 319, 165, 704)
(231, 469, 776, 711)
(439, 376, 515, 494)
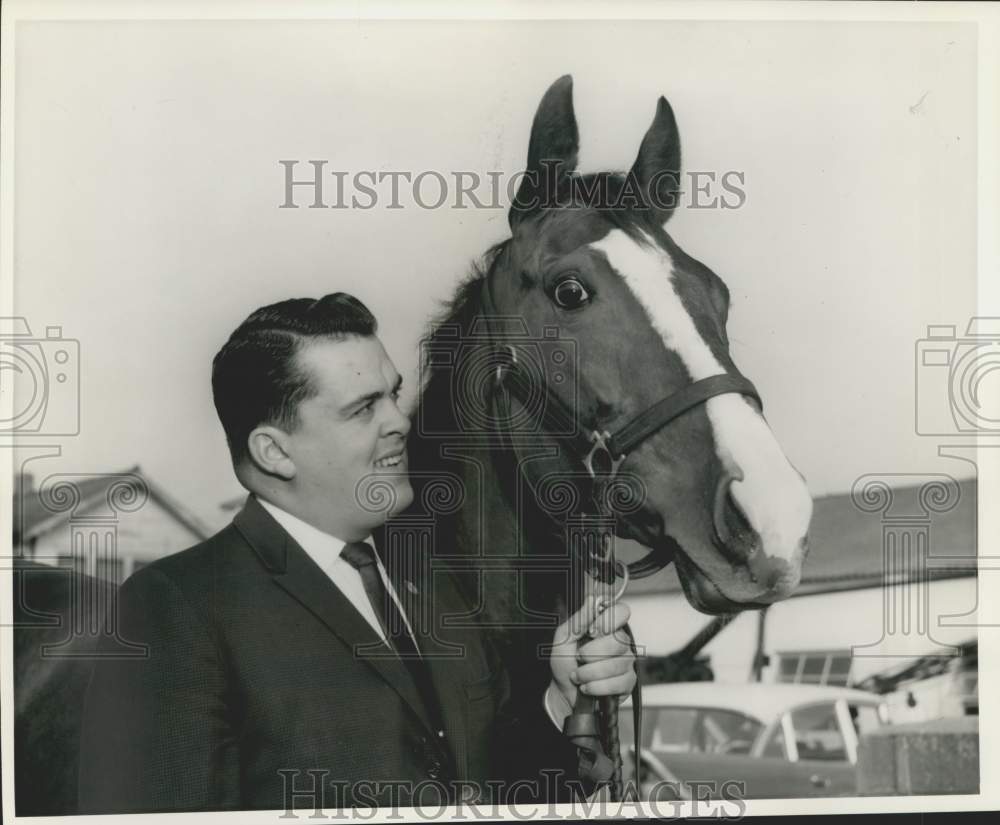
(479, 274, 762, 580)
(478, 268, 761, 801)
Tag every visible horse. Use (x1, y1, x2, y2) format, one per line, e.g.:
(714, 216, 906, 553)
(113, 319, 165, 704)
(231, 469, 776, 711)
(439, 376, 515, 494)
(402, 75, 814, 799)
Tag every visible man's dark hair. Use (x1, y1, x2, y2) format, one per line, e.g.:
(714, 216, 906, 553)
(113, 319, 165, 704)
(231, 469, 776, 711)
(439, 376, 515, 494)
(212, 292, 377, 465)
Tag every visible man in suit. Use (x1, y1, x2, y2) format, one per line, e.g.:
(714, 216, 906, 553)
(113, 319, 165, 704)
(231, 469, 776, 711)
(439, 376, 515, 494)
(78, 293, 635, 813)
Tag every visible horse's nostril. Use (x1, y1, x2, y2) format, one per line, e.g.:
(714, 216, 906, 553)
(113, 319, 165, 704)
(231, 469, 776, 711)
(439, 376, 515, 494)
(712, 478, 733, 547)
(712, 470, 757, 561)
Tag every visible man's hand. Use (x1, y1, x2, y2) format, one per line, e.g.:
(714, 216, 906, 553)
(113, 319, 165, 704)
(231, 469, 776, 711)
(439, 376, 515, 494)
(549, 593, 635, 711)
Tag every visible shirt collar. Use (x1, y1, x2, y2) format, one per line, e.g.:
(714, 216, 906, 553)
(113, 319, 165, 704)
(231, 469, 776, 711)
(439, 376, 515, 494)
(254, 496, 372, 563)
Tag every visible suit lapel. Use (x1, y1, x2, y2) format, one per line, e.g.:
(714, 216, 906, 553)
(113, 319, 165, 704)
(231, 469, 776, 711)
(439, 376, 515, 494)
(233, 497, 436, 736)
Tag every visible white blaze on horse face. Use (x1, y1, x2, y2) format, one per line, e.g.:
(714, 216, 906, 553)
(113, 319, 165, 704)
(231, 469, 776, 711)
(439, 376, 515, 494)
(589, 229, 812, 564)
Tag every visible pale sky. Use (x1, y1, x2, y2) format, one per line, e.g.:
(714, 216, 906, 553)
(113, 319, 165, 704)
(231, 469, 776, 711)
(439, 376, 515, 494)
(11, 19, 980, 530)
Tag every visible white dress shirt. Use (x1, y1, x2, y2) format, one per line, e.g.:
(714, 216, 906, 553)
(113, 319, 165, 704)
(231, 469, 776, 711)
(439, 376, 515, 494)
(256, 496, 416, 646)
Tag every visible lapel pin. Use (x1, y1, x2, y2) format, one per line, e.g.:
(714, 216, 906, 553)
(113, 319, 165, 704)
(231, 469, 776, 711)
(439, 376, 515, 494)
(405, 580, 419, 596)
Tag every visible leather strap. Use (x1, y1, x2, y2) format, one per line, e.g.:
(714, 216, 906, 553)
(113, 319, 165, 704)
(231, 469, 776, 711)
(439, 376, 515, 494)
(563, 701, 615, 786)
(478, 276, 758, 799)
(481, 279, 761, 486)
(482, 283, 760, 583)
(606, 373, 760, 459)
(495, 347, 761, 470)
(561, 622, 644, 800)
(630, 632, 643, 798)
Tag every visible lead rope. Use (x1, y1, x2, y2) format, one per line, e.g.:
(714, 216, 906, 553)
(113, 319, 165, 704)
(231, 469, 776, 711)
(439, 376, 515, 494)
(561, 468, 643, 803)
(487, 341, 643, 802)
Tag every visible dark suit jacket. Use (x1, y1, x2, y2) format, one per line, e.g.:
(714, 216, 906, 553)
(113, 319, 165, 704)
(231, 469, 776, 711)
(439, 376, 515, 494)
(77, 497, 580, 813)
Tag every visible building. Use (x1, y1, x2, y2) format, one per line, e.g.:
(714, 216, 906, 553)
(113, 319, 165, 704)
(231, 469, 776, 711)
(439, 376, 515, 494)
(625, 477, 979, 719)
(13, 465, 212, 584)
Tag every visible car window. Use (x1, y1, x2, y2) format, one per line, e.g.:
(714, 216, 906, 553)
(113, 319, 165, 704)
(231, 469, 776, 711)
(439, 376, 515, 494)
(849, 703, 881, 737)
(648, 708, 762, 755)
(649, 708, 699, 752)
(698, 709, 762, 755)
(789, 703, 848, 761)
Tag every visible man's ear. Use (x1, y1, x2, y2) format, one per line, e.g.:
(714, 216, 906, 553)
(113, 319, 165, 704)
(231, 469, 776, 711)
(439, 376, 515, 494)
(247, 425, 297, 480)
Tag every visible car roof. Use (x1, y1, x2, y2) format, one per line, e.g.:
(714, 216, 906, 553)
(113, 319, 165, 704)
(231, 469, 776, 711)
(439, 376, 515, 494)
(629, 682, 882, 725)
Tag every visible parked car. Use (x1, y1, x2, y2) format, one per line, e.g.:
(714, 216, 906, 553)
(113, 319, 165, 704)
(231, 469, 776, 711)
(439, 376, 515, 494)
(620, 682, 889, 799)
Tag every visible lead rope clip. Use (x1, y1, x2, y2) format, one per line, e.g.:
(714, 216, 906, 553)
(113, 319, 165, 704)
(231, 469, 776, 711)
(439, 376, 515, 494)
(584, 430, 625, 480)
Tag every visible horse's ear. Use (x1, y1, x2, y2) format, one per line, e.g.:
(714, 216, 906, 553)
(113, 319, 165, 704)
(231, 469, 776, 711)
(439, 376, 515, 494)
(509, 75, 579, 229)
(630, 96, 682, 225)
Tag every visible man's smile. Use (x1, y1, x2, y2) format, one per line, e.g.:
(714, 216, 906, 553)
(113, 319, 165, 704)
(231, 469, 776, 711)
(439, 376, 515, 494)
(374, 449, 406, 469)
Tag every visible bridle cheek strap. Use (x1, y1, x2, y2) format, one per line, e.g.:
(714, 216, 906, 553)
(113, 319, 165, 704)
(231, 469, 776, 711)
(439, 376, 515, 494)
(493, 344, 761, 553)
(480, 283, 761, 801)
(492, 344, 760, 466)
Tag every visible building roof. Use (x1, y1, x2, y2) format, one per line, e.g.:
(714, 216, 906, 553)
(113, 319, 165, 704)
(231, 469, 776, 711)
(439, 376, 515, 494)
(623, 477, 978, 598)
(625, 681, 883, 725)
(13, 465, 212, 543)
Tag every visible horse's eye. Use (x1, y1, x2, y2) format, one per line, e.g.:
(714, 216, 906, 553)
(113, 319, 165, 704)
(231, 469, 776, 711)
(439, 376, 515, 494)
(552, 278, 591, 310)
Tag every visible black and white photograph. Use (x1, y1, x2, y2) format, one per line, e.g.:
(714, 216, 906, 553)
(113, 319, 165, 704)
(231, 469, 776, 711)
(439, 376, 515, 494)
(2, 1, 998, 822)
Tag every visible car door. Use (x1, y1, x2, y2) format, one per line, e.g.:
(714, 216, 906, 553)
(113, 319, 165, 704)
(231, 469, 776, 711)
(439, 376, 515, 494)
(736, 717, 822, 798)
(780, 701, 858, 796)
(624, 699, 865, 800)
(622, 706, 706, 792)
(627, 706, 786, 799)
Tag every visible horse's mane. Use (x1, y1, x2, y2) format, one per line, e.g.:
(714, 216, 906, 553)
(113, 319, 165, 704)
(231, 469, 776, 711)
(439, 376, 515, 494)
(413, 239, 509, 427)
(407, 237, 570, 641)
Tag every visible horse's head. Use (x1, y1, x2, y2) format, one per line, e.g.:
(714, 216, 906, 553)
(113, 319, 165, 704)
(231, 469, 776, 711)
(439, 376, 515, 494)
(487, 76, 812, 613)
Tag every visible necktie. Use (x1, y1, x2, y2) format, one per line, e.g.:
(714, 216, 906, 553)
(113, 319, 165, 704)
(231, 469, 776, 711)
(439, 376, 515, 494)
(340, 540, 420, 660)
(341, 541, 449, 748)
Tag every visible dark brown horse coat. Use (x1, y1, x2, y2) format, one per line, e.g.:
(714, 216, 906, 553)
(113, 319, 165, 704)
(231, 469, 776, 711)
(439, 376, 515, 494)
(77, 496, 581, 813)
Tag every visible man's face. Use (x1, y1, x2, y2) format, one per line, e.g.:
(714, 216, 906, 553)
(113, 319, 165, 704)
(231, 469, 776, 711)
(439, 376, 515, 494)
(282, 335, 412, 539)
